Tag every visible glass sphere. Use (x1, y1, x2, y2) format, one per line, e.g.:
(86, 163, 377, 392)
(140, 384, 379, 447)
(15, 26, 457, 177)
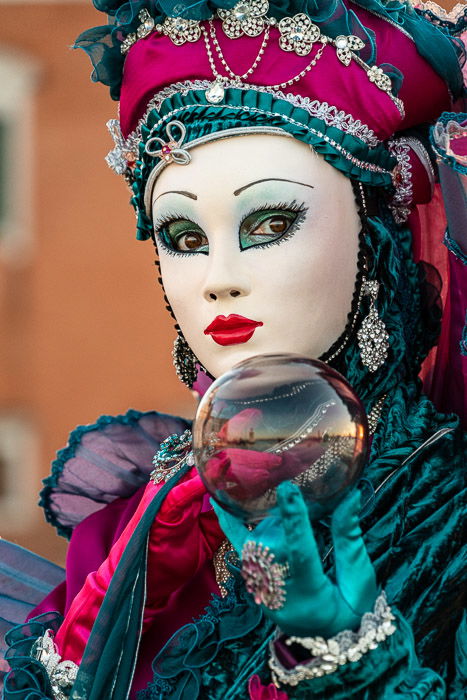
(193, 354, 368, 522)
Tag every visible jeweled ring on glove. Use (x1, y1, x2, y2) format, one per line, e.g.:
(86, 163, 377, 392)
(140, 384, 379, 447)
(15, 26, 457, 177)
(241, 540, 290, 610)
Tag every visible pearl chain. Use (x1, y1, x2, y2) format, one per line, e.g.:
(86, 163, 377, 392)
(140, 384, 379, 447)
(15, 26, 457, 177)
(207, 19, 271, 82)
(202, 19, 327, 91)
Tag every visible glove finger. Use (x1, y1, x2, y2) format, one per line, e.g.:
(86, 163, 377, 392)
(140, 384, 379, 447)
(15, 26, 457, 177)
(331, 489, 377, 614)
(277, 482, 328, 589)
(211, 499, 250, 555)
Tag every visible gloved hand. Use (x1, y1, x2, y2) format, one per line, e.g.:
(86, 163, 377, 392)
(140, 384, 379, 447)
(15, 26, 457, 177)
(213, 482, 378, 637)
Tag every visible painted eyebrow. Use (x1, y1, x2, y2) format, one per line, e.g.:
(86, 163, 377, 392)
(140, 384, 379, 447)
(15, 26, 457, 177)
(153, 190, 198, 202)
(233, 178, 315, 196)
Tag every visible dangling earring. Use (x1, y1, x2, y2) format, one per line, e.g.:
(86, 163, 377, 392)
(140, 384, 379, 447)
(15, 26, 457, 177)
(357, 278, 389, 372)
(172, 332, 199, 388)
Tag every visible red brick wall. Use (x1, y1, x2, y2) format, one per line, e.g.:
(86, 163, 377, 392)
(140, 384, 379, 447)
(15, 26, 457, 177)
(0, 2, 195, 564)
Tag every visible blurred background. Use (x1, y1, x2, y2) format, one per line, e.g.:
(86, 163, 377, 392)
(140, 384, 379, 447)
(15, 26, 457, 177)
(0, 0, 460, 566)
(0, 0, 196, 566)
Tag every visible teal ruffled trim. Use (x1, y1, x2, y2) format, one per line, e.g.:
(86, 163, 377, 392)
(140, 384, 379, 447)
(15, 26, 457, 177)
(416, 3, 467, 37)
(132, 87, 395, 240)
(353, 0, 465, 99)
(39, 408, 191, 539)
(139, 568, 274, 700)
(3, 613, 63, 700)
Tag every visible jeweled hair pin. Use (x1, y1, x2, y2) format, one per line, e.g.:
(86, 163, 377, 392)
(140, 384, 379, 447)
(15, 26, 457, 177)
(142, 123, 293, 214)
(145, 120, 191, 165)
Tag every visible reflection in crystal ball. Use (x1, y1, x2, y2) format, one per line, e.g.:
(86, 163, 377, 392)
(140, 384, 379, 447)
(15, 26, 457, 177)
(193, 354, 368, 522)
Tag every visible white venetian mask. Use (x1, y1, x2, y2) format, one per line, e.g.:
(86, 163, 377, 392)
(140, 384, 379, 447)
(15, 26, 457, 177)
(151, 133, 360, 379)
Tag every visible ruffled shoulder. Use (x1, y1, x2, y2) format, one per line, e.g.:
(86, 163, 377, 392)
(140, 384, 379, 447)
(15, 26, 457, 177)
(40, 409, 191, 539)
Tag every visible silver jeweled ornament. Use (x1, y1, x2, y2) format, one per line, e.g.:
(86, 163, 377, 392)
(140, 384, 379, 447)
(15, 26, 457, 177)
(206, 80, 226, 103)
(357, 279, 389, 372)
(241, 540, 289, 609)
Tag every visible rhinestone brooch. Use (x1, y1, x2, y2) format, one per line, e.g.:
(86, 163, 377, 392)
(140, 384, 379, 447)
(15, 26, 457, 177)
(218, 0, 270, 38)
(121, 9, 155, 54)
(241, 540, 289, 610)
(278, 13, 321, 56)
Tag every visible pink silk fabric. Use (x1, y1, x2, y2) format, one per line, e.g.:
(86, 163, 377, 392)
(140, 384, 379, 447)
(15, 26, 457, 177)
(54, 468, 225, 666)
(119, 4, 450, 140)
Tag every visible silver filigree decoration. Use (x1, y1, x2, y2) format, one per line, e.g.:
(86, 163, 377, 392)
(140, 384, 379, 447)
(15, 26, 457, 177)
(357, 279, 389, 372)
(121, 9, 155, 54)
(367, 65, 392, 93)
(32, 629, 78, 700)
(158, 15, 202, 45)
(105, 119, 139, 175)
(218, 0, 270, 39)
(269, 591, 396, 685)
(388, 138, 413, 223)
(150, 429, 194, 484)
(333, 34, 365, 66)
(241, 540, 289, 609)
(278, 13, 321, 56)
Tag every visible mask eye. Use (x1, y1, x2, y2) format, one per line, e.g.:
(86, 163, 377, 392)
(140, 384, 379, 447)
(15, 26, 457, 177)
(251, 215, 291, 236)
(240, 207, 304, 251)
(176, 230, 208, 252)
(156, 218, 209, 255)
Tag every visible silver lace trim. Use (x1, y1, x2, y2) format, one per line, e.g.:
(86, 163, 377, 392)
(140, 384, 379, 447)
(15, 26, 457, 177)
(414, 1, 466, 23)
(269, 591, 396, 686)
(31, 629, 78, 700)
(105, 79, 381, 177)
(388, 137, 414, 224)
(138, 80, 380, 146)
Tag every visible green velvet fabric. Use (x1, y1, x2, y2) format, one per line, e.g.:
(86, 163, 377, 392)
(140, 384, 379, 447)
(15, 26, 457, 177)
(140, 384, 465, 698)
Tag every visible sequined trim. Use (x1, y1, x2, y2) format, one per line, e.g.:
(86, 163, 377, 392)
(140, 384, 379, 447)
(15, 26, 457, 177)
(131, 79, 380, 148)
(269, 591, 396, 685)
(31, 629, 78, 700)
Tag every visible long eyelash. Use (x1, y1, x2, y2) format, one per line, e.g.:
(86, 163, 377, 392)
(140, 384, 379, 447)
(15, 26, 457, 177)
(240, 200, 305, 229)
(240, 200, 308, 249)
(154, 201, 308, 257)
(153, 210, 193, 230)
(153, 211, 203, 258)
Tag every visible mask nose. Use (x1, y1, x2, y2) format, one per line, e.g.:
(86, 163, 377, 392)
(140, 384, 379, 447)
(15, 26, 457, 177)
(208, 289, 242, 301)
(202, 252, 251, 303)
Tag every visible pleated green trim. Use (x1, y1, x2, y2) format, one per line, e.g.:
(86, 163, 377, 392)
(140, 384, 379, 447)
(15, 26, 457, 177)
(131, 87, 395, 240)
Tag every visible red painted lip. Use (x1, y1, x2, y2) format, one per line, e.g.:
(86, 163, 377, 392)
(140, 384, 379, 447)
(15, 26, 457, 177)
(204, 314, 263, 346)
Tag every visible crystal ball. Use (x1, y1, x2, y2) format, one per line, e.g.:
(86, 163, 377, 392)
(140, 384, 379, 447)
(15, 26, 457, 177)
(193, 354, 368, 522)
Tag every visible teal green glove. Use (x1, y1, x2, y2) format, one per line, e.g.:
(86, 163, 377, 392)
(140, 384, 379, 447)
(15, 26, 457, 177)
(212, 482, 378, 637)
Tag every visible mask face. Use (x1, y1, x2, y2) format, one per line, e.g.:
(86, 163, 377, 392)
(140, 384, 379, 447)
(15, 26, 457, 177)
(152, 134, 360, 380)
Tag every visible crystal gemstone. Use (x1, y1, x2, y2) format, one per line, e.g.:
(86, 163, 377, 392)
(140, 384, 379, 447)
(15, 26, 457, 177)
(175, 18, 188, 32)
(290, 25, 305, 41)
(206, 82, 225, 104)
(234, 3, 250, 21)
(336, 37, 348, 49)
